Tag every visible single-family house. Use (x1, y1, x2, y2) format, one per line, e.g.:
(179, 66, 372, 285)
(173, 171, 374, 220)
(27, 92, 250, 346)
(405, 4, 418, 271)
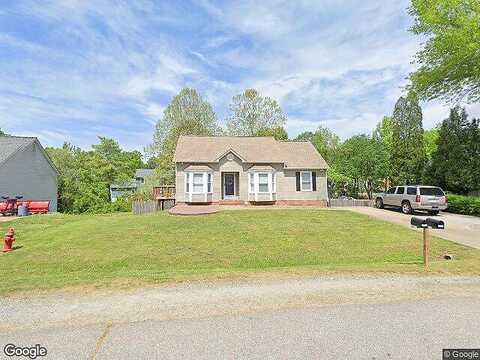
(174, 136, 329, 206)
(0, 136, 58, 211)
(110, 168, 154, 201)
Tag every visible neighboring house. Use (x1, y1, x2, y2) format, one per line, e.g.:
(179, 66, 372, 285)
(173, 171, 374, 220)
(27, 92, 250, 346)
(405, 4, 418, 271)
(110, 168, 154, 201)
(174, 136, 329, 206)
(0, 136, 58, 211)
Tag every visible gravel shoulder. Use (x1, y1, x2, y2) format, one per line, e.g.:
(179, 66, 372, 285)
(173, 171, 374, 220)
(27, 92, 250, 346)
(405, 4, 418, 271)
(2, 273, 480, 333)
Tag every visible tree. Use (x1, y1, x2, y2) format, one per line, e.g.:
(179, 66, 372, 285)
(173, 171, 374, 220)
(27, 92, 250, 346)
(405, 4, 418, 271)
(226, 89, 287, 136)
(0, 128, 8, 136)
(423, 129, 440, 161)
(46, 137, 145, 213)
(294, 126, 340, 165)
(148, 88, 221, 184)
(255, 126, 289, 140)
(372, 116, 394, 188)
(336, 135, 389, 199)
(408, 0, 480, 103)
(426, 107, 480, 194)
(390, 95, 426, 184)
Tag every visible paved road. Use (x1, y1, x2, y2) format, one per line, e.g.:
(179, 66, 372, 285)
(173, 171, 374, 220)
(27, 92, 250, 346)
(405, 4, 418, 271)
(347, 207, 480, 249)
(2, 274, 480, 359)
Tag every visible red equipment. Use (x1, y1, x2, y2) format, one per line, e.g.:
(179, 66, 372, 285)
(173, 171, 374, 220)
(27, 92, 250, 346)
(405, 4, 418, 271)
(22, 200, 50, 214)
(0, 197, 19, 216)
(2, 228, 15, 252)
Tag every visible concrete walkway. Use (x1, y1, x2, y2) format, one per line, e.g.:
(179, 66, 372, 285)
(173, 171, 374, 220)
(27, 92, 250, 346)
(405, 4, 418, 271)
(346, 207, 480, 249)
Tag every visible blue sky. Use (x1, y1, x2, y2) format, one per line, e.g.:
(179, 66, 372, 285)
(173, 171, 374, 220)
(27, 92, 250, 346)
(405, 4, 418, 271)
(1, 0, 479, 151)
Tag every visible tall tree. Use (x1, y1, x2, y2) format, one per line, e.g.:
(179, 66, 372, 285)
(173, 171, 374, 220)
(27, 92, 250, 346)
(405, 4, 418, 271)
(294, 126, 340, 165)
(226, 89, 287, 136)
(255, 126, 289, 140)
(408, 0, 480, 103)
(372, 116, 394, 188)
(336, 135, 389, 199)
(148, 88, 221, 183)
(423, 129, 440, 161)
(390, 95, 426, 184)
(426, 107, 480, 194)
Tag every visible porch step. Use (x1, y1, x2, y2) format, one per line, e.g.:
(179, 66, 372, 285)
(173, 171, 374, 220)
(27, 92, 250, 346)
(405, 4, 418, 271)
(219, 199, 244, 205)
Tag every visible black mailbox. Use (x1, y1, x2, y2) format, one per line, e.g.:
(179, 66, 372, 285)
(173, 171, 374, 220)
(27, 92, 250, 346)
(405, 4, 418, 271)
(426, 217, 445, 229)
(411, 217, 428, 228)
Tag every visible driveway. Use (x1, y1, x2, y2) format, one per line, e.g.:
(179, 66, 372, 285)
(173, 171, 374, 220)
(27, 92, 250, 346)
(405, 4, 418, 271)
(1, 274, 480, 359)
(346, 207, 480, 249)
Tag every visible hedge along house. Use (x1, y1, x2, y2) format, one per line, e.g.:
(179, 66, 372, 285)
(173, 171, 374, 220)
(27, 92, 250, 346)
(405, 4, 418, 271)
(0, 136, 58, 211)
(174, 136, 329, 206)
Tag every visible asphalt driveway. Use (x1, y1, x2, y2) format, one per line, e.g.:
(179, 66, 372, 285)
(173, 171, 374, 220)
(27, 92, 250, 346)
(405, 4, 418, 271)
(346, 207, 480, 249)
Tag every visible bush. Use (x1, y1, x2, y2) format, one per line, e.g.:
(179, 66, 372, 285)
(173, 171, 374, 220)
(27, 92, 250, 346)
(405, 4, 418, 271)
(446, 194, 480, 217)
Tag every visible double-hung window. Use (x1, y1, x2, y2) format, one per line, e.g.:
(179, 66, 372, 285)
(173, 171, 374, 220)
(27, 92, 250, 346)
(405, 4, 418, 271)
(301, 171, 312, 191)
(258, 173, 269, 193)
(207, 173, 212, 193)
(249, 173, 254, 193)
(193, 173, 204, 193)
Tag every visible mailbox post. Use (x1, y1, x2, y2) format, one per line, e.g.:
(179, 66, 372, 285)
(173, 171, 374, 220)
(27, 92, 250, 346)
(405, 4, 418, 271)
(410, 217, 445, 269)
(411, 217, 429, 268)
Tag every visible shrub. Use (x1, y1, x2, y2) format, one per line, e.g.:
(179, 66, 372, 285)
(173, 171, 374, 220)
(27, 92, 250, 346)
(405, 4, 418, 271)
(446, 194, 480, 217)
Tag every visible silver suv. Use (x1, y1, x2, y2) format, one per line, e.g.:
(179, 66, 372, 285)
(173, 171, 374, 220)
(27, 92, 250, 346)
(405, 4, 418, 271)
(375, 185, 448, 215)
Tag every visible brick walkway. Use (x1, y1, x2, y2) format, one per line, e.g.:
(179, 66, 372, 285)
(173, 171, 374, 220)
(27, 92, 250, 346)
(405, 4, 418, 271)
(168, 204, 219, 216)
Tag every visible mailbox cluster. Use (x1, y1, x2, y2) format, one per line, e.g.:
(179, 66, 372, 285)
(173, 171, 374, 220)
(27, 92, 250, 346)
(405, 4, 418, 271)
(410, 217, 445, 229)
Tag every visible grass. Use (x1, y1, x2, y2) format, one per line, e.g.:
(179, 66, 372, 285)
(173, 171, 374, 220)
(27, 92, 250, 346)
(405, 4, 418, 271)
(1, 209, 479, 295)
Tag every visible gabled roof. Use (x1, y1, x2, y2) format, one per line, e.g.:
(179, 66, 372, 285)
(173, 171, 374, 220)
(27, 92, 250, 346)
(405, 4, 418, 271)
(0, 136, 36, 166)
(134, 169, 154, 179)
(174, 136, 329, 169)
(0, 136, 59, 174)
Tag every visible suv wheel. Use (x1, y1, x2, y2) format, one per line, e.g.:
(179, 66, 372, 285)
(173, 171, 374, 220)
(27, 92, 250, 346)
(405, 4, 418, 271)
(401, 201, 412, 215)
(428, 210, 439, 216)
(375, 198, 384, 209)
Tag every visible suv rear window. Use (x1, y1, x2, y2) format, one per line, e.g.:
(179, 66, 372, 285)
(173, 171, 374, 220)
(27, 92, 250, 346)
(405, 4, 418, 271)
(407, 187, 417, 195)
(420, 187, 444, 196)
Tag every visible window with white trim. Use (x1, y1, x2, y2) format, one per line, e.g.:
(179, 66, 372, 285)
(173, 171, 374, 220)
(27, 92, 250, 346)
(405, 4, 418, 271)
(207, 173, 212, 193)
(185, 173, 190, 193)
(301, 171, 312, 191)
(248, 171, 276, 194)
(185, 172, 213, 194)
(193, 173, 204, 193)
(258, 173, 269, 193)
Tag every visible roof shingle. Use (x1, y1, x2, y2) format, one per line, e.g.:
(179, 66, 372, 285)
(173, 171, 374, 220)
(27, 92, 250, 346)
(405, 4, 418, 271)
(174, 136, 328, 169)
(0, 137, 36, 166)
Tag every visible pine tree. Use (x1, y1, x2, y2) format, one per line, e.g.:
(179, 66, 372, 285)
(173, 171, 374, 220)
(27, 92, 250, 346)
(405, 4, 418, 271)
(390, 95, 426, 184)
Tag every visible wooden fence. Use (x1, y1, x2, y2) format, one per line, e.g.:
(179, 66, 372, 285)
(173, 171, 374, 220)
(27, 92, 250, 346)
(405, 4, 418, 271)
(329, 199, 374, 207)
(132, 200, 159, 215)
(132, 199, 176, 215)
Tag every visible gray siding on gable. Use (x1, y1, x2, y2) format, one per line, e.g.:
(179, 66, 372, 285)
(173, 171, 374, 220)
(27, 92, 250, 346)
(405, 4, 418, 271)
(0, 141, 58, 211)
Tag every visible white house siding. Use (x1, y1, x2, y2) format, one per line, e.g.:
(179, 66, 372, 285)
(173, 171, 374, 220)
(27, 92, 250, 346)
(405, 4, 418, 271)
(0, 142, 58, 211)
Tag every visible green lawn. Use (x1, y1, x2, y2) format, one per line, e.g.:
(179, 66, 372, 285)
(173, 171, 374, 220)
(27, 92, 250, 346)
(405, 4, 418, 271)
(1, 209, 479, 295)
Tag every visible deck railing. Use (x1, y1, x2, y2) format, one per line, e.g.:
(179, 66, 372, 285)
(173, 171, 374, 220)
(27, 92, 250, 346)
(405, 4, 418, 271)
(153, 185, 175, 199)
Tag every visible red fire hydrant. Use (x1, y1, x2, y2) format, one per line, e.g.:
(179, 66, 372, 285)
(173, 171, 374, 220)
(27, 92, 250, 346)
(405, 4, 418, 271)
(2, 228, 15, 252)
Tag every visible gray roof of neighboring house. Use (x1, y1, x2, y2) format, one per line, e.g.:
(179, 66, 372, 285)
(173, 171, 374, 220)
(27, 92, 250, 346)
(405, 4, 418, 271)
(0, 136, 59, 173)
(174, 136, 329, 169)
(0, 136, 36, 166)
(134, 168, 154, 178)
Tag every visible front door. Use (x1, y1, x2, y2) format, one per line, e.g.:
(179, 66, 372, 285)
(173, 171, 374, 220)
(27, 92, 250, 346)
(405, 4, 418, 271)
(224, 174, 235, 197)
